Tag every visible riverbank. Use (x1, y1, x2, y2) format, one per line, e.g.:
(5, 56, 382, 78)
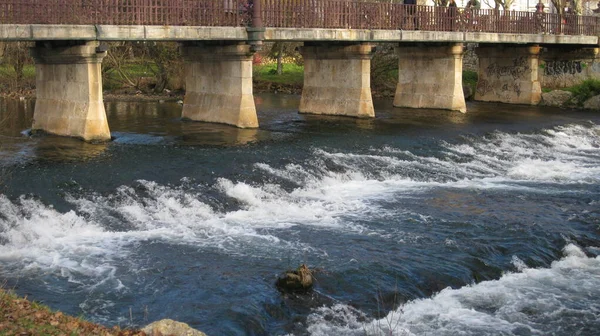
(0, 289, 144, 335)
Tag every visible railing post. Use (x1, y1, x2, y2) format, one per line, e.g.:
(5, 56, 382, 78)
(252, 0, 263, 28)
(247, 0, 265, 51)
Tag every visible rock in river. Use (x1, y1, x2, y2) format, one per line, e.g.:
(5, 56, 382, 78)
(276, 264, 314, 293)
(142, 319, 206, 336)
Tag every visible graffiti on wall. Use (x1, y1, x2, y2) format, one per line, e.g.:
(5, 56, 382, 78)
(501, 83, 522, 97)
(544, 60, 582, 76)
(485, 56, 531, 80)
(480, 56, 529, 98)
(476, 79, 493, 96)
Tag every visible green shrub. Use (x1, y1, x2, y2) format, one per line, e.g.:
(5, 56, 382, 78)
(564, 79, 600, 105)
(462, 70, 478, 87)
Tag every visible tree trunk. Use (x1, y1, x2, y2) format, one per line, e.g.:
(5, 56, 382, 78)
(276, 43, 283, 75)
(12, 42, 25, 83)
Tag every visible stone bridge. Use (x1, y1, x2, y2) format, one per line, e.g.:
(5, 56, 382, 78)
(0, 0, 599, 141)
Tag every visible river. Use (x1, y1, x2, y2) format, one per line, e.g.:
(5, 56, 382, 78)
(0, 95, 599, 335)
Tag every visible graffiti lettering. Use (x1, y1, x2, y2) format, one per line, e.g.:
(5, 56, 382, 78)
(477, 80, 521, 97)
(513, 83, 521, 97)
(513, 56, 527, 68)
(544, 60, 582, 76)
(476, 79, 493, 96)
(485, 56, 531, 80)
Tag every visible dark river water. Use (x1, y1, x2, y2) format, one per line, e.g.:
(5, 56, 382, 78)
(0, 95, 599, 336)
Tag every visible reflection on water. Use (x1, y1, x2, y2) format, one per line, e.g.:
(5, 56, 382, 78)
(0, 99, 272, 163)
(33, 137, 109, 162)
(177, 121, 263, 146)
(0, 94, 594, 164)
(0, 99, 107, 163)
(254, 93, 299, 110)
(0, 99, 34, 137)
(106, 101, 267, 146)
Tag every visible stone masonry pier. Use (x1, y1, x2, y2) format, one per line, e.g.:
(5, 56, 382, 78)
(299, 43, 375, 118)
(30, 41, 110, 141)
(475, 44, 542, 105)
(181, 43, 258, 128)
(394, 43, 466, 113)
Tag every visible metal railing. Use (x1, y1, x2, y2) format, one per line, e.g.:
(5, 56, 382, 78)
(0, 0, 598, 36)
(0, 0, 253, 26)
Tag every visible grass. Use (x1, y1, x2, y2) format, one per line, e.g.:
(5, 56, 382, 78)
(253, 63, 304, 85)
(0, 64, 36, 79)
(0, 62, 157, 92)
(0, 288, 143, 336)
(121, 62, 157, 77)
(0, 63, 154, 80)
(253, 63, 478, 92)
(103, 61, 160, 91)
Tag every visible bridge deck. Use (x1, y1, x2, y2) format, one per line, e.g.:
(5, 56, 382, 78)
(0, 25, 597, 46)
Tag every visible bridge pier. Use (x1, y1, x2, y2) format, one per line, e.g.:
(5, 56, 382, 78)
(181, 42, 258, 128)
(474, 44, 541, 105)
(31, 41, 110, 141)
(394, 43, 466, 113)
(299, 43, 375, 118)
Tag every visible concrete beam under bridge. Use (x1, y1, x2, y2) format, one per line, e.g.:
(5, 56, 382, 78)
(299, 43, 375, 118)
(394, 43, 466, 113)
(30, 41, 110, 141)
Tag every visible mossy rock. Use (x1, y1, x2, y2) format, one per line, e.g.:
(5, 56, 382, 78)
(276, 264, 314, 293)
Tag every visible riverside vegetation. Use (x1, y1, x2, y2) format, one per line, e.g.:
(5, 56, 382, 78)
(0, 41, 486, 101)
(564, 79, 600, 106)
(541, 79, 600, 108)
(1, 41, 598, 104)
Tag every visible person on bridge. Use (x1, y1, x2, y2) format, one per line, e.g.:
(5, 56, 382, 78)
(535, 0, 545, 12)
(403, 0, 418, 30)
(464, 0, 480, 30)
(448, 0, 458, 31)
(465, 0, 481, 9)
(535, 0, 545, 33)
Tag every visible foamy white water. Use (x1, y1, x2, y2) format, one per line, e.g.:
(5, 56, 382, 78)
(0, 122, 598, 320)
(306, 244, 600, 336)
(441, 123, 600, 184)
